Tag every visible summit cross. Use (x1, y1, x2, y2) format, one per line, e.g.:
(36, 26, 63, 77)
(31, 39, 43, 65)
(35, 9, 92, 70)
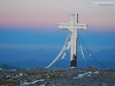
(58, 13, 88, 67)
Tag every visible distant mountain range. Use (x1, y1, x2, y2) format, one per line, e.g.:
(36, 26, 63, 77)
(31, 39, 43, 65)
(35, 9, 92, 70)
(0, 64, 18, 69)
(10, 59, 48, 69)
(0, 59, 115, 69)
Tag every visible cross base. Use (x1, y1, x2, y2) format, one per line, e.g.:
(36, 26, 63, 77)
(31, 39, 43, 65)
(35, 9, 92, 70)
(71, 54, 77, 67)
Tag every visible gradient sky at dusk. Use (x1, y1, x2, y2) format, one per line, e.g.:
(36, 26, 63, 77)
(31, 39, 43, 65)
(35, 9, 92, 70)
(0, 0, 115, 30)
(0, 0, 115, 68)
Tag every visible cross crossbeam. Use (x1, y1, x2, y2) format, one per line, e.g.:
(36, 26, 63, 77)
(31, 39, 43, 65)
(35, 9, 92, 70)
(58, 23, 87, 31)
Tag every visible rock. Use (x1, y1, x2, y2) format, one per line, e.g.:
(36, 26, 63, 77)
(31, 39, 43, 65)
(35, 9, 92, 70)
(0, 68, 115, 86)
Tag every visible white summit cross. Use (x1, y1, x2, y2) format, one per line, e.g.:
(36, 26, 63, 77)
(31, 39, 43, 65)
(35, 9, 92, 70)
(58, 13, 88, 67)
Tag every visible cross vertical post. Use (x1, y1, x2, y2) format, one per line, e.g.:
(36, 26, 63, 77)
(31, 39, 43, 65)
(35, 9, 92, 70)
(58, 13, 88, 68)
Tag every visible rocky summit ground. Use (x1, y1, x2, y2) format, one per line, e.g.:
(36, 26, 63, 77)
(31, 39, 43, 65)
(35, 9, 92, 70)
(0, 67, 115, 86)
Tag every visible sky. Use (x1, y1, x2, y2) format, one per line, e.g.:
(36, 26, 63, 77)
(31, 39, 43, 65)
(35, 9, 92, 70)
(0, 0, 115, 68)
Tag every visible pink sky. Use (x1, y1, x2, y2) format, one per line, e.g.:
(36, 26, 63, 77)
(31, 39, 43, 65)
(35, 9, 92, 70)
(0, 0, 115, 30)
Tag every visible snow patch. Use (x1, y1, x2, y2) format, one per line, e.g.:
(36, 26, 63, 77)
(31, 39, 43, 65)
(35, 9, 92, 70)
(73, 71, 99, 79)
